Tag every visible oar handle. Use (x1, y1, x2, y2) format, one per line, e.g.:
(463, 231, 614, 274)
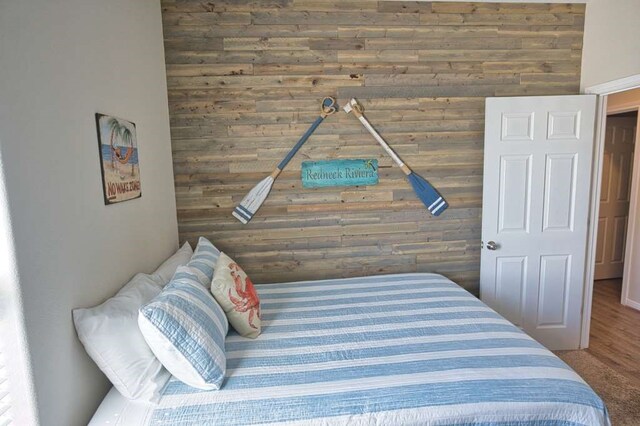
(277, 115, 323, 171)
(276, 97, 336, 172)
(345, 99, 411, 175)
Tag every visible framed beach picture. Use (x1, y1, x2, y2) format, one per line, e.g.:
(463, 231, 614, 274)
(95, 113, 142, 205)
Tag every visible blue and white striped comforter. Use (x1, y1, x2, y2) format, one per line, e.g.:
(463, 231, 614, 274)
(149, 273, 609, 425)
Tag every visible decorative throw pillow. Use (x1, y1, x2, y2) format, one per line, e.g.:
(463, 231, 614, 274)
(187, 237, 221, 287)
(211, 252, 261, 338)
(151, 242, 193, 286)
(73, 273, 170, 403)
(138, 266, 228, 390)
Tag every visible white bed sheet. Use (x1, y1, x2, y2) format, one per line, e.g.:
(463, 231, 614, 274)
(90, 387, 152, 425)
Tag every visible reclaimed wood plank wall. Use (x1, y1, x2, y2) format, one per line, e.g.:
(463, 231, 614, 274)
(162, 0, 585, 292)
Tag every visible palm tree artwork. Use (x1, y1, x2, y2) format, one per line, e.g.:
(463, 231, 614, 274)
(96, 113, 141, 205)
(106, 117, 136, 178)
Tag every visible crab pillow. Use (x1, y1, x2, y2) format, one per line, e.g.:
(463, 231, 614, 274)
(211, 252, 261, 338)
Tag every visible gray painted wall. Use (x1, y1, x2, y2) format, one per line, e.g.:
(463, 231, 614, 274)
(0, 0, 178, 424)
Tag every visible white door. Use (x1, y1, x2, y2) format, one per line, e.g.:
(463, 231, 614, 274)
(595, 115, 636, 280)
(481, 95, 597, 350)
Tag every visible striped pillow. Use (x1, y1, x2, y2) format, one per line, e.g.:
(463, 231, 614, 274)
(187, 237, 221, 287)
(138, 266, 229, 390)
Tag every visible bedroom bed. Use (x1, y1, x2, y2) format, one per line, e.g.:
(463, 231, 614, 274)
(90, 273, 609, 425)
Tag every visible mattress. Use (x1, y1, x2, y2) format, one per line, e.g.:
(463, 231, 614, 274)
(90, 273, 609, 425)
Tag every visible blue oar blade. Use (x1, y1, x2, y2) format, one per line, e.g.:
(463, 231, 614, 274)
(407, 172, 448, 216)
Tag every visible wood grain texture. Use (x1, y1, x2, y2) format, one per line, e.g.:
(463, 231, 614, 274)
(162, 0, 585, 292)
(587, 279, 640, 382)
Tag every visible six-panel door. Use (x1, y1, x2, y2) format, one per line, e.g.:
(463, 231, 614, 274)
(481, 95, 597, 350)
(595, 116, 636, 280)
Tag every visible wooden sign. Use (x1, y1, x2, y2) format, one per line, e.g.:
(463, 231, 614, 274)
(95, 113, 142, 205)
(301, 159, 378, 188)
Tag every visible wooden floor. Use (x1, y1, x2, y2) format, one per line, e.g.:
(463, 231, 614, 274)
(587, 279, 640, 381)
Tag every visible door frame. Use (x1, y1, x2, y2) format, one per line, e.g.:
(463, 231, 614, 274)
(581, 74, 640, 348)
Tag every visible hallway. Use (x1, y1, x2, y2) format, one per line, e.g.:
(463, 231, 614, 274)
(588, 279, 640, 381)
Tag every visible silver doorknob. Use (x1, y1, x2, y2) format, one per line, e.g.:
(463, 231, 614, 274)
(486, 241, 498, 250)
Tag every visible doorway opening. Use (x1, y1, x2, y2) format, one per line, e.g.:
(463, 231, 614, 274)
(588, 99, 640, 374)
(583, 79, 640, 350)
(594, 109, 637, 286)
(593, 88, 640, 312)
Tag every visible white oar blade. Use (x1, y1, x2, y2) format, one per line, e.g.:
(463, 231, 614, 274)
(233, 176, 274, 224)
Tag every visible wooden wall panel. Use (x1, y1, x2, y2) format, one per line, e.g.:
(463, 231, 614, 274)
(162, 0, 585, 292)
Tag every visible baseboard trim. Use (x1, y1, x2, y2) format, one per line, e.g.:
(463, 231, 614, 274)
(622, 297, 640, 311)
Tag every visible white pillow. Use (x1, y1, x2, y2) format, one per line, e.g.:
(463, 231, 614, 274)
(73, 274, 170, 403)
(139, 266, 228, 390)
(151, 242, 193, 285)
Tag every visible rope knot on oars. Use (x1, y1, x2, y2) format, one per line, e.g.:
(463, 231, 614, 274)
(321, 97, 337, 117)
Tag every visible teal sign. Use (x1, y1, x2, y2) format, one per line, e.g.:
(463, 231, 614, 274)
(301, 159, 378, 188)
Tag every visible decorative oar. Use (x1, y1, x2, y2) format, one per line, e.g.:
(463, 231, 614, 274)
(233, 97, 337, 224)
(343, 98, 448, 216)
